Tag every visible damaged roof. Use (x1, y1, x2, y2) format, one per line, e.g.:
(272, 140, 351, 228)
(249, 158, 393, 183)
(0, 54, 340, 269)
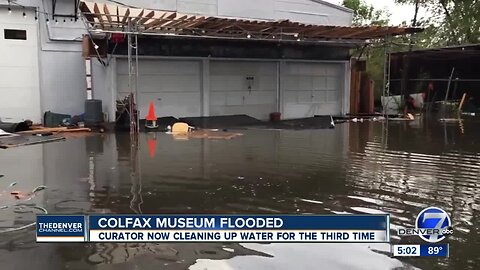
(80, 1, 421, 42)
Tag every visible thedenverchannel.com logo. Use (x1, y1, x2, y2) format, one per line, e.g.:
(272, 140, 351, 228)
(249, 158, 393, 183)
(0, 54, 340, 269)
(398, 207, 453, 243)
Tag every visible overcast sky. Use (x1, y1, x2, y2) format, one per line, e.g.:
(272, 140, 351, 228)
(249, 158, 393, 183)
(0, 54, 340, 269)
(324, 0, 427, 26)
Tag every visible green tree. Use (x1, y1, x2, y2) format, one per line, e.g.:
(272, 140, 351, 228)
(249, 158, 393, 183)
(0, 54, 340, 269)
(395, 0, 480, 46)
(342, 0, 390, 26)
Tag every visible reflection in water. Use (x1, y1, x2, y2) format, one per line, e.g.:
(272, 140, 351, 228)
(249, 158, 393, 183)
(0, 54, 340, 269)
(0, 119, 479, 270)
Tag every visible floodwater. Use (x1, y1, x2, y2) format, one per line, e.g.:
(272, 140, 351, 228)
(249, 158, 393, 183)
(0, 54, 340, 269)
(0, 119, 479, 270)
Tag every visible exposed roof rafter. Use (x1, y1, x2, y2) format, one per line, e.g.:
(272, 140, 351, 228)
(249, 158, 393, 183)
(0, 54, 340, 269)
(80, 1, 422, 42)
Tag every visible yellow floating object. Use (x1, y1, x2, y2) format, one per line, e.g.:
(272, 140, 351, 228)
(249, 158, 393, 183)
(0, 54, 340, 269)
(172, 122, 190, 134)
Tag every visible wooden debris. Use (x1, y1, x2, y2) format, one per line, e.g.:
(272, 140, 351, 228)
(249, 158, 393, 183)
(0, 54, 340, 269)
(18, 127, 91, 134)
(0, 135, 65, 149)
(172, 130, 243, 140)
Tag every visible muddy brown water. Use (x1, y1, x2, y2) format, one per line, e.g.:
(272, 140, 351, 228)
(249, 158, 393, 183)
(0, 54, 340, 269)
(0, 119, 479, 270)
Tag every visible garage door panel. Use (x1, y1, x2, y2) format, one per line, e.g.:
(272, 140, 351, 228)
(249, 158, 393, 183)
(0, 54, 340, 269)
(211, 104, 275, 120)
(117, 60, 200, 75)
(245, 92, 277, 105)
(283, 62, 344, 118)
(136, 92, 201, 118)
(326, 77, 338, 90)
(210, 61, 277, 120)
(284, 76, 314, 91)
(258, 76, 277, 90)
(210, 62, 276, 75)
(326, 90, 339, 102)
(139, 74, 200, 93)
(117, 75, 130, 93)
(117, 59, 201, 118)
(313, 77, 327, 89)
(311, 91, 327, 103)
(226, 93, 244, 106)
(211, 75, 245, 91)
(140, 60, 200, 75)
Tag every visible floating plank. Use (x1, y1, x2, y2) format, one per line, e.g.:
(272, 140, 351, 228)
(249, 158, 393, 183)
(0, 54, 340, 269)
(18, 127, 91, 134)
(0, 135, 65, 149)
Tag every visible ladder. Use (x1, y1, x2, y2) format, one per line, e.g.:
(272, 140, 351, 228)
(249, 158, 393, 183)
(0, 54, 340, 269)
(382, 36, 392, 116)
(127, 20, 140, 135)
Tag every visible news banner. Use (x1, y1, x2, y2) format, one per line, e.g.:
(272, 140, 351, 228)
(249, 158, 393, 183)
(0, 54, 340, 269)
(36, 207, 452, 258)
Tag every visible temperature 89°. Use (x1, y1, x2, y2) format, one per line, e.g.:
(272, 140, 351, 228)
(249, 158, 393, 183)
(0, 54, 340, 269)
(428, 246, 443, 255)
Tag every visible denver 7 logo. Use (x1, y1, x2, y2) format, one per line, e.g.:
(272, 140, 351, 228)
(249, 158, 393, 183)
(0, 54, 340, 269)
(416, 207, 452, 243)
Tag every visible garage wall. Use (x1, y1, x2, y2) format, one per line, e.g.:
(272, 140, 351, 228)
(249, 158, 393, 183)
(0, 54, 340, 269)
(282, 62, 344, 119)
(210, 61, 277, 120)
(117, 59, 202, 118)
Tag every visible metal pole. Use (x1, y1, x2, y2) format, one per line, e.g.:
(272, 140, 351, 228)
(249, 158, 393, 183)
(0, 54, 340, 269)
(135, 33, 140, 133)
(127, 19, 134, 135)
(382, 36, 391, 117)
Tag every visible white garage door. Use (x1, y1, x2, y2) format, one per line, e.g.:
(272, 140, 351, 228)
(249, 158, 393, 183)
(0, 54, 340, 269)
(210, 61, 277, 120)
(0, 9, 41, 123)
(117, 59, 201, 119)
(283, 62, 344, 119)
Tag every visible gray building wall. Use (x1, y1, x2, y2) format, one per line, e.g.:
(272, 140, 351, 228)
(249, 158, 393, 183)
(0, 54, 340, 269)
(94, 0, 353, 25)
(0, 0, 351, 122)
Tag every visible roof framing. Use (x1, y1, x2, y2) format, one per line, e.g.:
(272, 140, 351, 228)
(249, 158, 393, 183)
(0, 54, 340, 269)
(79, 1, 421, 43)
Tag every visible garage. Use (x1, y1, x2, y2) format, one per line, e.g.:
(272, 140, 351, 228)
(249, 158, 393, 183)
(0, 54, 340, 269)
(115, 59, 346, 121)
(282, 62, 345, 119)
(0, 9, 41, 123)
(210, 61, 277, 120)
(116, 59, 202, 119)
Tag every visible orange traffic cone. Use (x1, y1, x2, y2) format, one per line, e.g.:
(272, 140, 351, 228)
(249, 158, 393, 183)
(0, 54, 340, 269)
(145, 101, 158, 129)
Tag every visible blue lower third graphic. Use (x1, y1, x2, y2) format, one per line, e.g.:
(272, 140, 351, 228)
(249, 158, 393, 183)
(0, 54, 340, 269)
(36, 215, 86, 242)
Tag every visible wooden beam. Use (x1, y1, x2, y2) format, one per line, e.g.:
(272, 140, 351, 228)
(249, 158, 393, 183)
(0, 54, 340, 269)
(93, 3, 104, 28)
(121, 8, 130, 24)
(171, 16, 197, 29)
(144, 12, 176, 30)
(103, 4, 112, 25)
(162, 15, 188, 28)
(185, 17, 214, 29)
(79, 2, 94, 24)
(116, 6, 120, 25)
(181, 16, 206, 28)
(343, 27, 380, 38)
(131, 9, 145, 25)
(138, 10, 155, 26)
